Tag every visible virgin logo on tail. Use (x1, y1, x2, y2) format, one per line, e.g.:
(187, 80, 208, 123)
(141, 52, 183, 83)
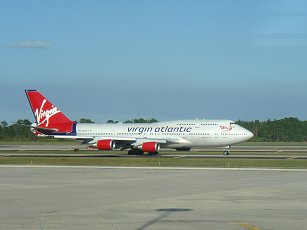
(26, 90, 74, 133)
(34, 99, 60, 127)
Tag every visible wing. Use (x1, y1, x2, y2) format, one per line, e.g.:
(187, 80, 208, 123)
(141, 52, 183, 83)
(54, 135, 167, 144)
(53, 135, 189, 149)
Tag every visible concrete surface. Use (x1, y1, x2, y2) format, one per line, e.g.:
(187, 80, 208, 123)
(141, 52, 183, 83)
(1, 152, 307, 159)
(0, 166, 306, 229)
(1, 144, 307, 152)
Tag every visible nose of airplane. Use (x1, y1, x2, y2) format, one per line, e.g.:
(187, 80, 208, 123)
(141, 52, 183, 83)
(246, 130, 254, 140)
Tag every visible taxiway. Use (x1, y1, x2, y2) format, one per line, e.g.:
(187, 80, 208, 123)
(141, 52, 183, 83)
(0, 166, 306, 229)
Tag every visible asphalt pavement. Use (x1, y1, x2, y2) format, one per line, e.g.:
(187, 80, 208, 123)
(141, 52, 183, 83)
(0, 166, 306, 230)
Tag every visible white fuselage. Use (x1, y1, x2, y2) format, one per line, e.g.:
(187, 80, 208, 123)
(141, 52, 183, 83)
(75, 119, 253, 148)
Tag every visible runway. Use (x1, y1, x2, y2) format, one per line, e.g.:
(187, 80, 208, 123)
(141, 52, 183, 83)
(0, 166, 306, 230)
(1, 152, 307, 159)
(1, 144, 307, 152)
(1, 144, 307, 160)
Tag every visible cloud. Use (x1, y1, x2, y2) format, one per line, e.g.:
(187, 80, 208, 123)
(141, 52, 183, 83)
(11, 41, 51, 48)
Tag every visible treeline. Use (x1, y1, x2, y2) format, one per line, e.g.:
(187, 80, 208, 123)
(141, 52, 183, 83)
(0, 117, 306, 142)
(0, 118, 158, 140)
(80, 118, 158, 124)
(107, 118, 158, 124)
(0, 119, 36, 140)
(237, 117, 307, 142)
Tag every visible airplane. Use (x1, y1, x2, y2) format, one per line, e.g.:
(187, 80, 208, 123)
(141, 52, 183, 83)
(25, 90, 254, 155)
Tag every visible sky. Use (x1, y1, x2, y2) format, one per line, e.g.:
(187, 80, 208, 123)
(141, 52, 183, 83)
(0, 0, 306, 123)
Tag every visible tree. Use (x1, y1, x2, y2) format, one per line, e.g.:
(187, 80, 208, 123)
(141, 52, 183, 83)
(124, 118, 158, 123)
(16, 119, 32, 125)
(79, 118, 95, 123)
(237, 117, 306, 142)
(13, 119, 33, 139)
(1, 121, 8, 127)
(107, 120, 119, 124)
(303, 121, 307, 141)
(0, 120, 9, 139)
(0, 119, 35, 140)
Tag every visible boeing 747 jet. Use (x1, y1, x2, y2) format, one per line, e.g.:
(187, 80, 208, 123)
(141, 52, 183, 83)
(25, 90, 253, 155)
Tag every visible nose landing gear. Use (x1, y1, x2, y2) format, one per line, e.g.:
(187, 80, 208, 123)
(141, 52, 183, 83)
(223, 146, 230, 155)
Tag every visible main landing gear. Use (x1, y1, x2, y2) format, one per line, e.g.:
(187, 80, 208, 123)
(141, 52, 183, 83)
(128, 149, 144, 155)
(223, 146, 230, 156)
(128, 149, 159, 156)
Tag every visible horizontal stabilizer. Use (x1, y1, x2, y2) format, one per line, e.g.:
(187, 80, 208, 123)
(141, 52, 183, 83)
(34, 126, 59, 133)
(14, 122, 59, 133)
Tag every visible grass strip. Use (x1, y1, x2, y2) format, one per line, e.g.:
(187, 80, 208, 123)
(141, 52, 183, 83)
(1, 157, 307, 169)
(1, 150, 307, 156)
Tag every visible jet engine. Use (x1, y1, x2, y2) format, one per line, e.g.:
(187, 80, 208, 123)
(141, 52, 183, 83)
(141, 142, 160, 153)
(95, 139, 115, 150)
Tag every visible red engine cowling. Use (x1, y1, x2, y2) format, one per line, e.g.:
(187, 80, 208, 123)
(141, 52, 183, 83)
(95, 139, 115, 150)
(141, 142, 160, 153)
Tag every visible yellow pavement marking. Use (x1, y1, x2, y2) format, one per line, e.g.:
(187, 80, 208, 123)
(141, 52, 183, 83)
(239, 223, 260, 230)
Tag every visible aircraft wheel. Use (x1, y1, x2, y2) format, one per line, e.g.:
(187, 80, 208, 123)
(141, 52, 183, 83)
(128, 149, 144, 155)
(223, 151, 230, 156)
(148, 152, 159, 156)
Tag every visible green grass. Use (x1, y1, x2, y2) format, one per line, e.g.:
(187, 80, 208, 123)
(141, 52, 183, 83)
(1, 156, 307, 169)
(1, 142, 307, 169)
(239, 142, 307, 146)
(1, 149, 307, 156)
(2, 149, 307, 156)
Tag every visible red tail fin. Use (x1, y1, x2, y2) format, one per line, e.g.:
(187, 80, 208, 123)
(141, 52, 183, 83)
(25, 90, 75, 134)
